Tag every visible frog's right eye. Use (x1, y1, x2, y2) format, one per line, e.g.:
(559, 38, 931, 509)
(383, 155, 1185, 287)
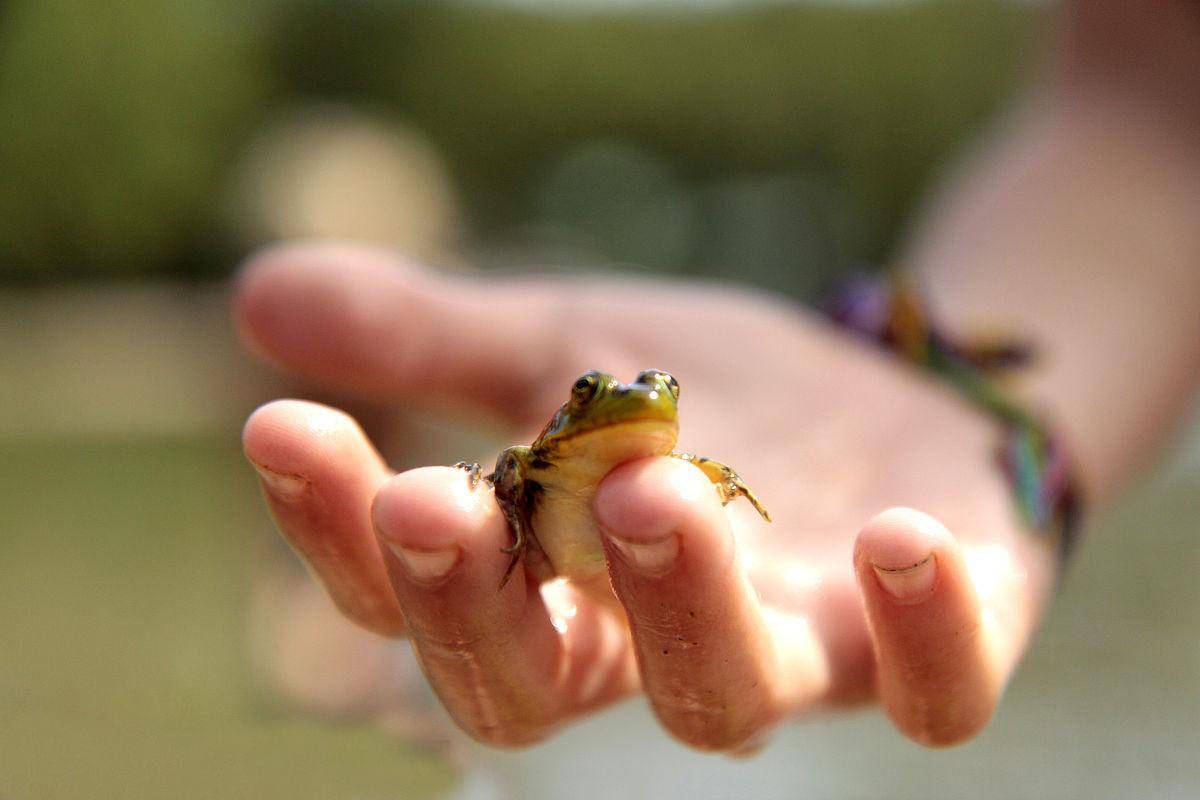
(571, 372, 600, 403)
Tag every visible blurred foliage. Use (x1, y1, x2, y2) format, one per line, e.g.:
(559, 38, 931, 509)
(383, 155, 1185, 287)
(0, 0, 1038, 286)
(0, 0, 268, 281)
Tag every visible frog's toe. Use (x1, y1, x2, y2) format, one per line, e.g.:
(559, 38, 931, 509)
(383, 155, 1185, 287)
(452, 461, 482, 489)
(498, 552, 522, 589)
(725, 475, 771, 523)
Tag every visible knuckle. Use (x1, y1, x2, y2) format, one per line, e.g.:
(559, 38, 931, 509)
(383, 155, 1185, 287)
(333, 595, 406, 638)
(408, 622, 489, 657)
(463, 718, 554, 749)
(654, 695, 778, 753)
(904, 708, 992, 748)
(889, 681, 997, 748)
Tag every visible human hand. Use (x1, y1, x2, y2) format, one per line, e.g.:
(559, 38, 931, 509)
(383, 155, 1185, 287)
(237, 242, 1059, 752)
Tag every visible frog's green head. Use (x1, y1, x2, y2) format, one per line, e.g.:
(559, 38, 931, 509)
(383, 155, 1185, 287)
(532, 369, 680, 463)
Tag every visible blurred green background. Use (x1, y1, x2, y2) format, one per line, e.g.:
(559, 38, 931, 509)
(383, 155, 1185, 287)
(3, 1, 1198, 798)
(0, 0, 1033, 290)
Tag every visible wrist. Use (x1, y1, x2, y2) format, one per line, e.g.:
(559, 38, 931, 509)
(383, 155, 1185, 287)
(903, 98, 1200, 499)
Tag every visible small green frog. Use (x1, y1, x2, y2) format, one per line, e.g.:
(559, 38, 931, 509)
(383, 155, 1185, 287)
(456, 369, 770, 588)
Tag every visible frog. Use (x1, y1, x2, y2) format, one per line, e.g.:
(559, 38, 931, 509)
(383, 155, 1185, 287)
(455, 369, 770, 589)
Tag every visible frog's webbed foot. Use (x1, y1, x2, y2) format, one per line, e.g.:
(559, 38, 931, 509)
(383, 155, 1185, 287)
(671, 452, 772, 523)
(451, 461, 484, 489)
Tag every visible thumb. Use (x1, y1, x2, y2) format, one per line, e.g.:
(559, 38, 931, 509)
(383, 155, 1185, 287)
(233, 241, 568, 421)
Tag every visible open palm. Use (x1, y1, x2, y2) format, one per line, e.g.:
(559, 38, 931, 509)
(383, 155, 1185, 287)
(239, 242, 1057, 752)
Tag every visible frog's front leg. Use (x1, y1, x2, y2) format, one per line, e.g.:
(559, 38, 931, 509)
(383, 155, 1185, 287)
(670, 452, 771, 523)
(488, 446, 537, 588)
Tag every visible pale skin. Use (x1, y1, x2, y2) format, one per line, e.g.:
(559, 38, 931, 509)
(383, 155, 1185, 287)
(237, 0, 1200, 752)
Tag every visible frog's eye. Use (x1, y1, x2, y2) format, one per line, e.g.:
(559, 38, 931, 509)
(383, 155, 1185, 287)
(571, 372, 601, 404)
(637, 369, 680, 400)
(662, 373, 680, 400)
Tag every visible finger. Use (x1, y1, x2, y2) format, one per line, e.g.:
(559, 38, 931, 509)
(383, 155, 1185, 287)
(246, 571, 415, 718)
(372, 467, 638, 747)
(853, 507, 1033, 747)
(596, 457, 828, 753)
(233, 241, 566, 420)
(243, 399, 404, 636)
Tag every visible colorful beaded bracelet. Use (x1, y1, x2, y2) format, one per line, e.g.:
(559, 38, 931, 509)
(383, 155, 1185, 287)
(823, 272, 1083, 570)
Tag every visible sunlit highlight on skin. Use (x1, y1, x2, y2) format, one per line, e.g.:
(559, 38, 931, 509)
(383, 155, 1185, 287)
(668, 462, 708, 504)
(781, 561, 822, 593)
(964, 544, 1024, 602)
(453, 474, 486, 514)
(762, 607, 827, 708)
(541, 577, 577, 634)
(576, 611, 625, 707)
(302, 406, 345, 438)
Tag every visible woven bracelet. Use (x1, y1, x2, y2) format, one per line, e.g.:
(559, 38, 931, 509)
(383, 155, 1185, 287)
(823, 272, 1083, 571)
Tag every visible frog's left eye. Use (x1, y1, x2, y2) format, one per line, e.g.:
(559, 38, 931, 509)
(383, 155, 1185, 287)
(571, 372, 601, 404)
(637, 369, 680, 400)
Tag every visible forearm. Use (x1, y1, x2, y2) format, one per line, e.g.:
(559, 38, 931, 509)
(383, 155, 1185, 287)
(904, 1, 1200, 500)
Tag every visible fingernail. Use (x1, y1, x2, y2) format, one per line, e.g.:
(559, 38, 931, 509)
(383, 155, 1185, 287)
(386, 543, 460, 582)
(872, 554, 937, 602)
(251, 462, 307, 500)
(606, 533, 679, 574)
